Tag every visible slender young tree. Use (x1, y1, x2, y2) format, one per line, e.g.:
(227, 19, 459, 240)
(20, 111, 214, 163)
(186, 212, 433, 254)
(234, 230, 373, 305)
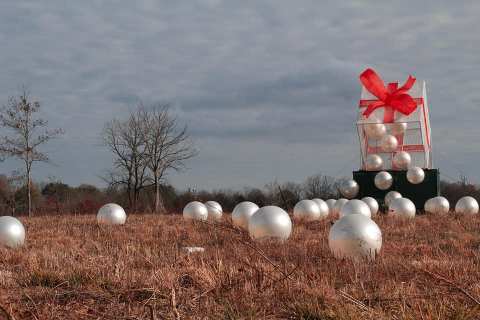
(0, 91, 64, 216)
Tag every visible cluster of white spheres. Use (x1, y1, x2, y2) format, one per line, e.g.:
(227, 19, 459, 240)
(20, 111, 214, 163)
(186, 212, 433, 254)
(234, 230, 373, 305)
(424, 196, 450, 214)
(380, 134, 399, 153)
(328, 214, 382, 261)
(364, 122, 386, 140)
(232, 201, 259, 229)
(293, 200, 321, 221)
(361, 197, 379, 216)
(407, 167, 425, 184)
(248, 206, 292, 241)
(325, 199, 337, 212)
(97, 203, 127, 225)
(365, 154, 383, 171)
(385, 191, 402, 207)
(339, 180, 359, 199)
(455, 196, 479, 215)
(0, 216, 25, 248)
(390, 122, 407, 135)
(332, 198, 349, 216)
(389, 198, 416, 218)
(312, 199, 329, 219)
(183, 201, 208, 221)
(375, 171, 393, 190)
(204, 201, 222, 221)
(339, 199, 371, 219)
(393, 151, 411, 170)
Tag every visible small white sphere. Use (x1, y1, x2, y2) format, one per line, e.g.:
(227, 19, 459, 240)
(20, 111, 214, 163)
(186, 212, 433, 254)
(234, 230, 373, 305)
(385, 191, 402, 207)
(455, 196, 479, 215)
(362, 197, 379, 216)
(339, 199, 371, 219)
(407, 166, 425, 184)
(325, 199, 337, 212)
(365, 154, 383, 171)
(0, 216, 25, 248)
(389, 198, 416, 218)
(205, 201, 223, 221)
(364, 123, 387, 140)
(311, 199, 329, 219)
(390, 122, 407, 135)
(232, 201, 259, 229)
(332, 198, 349, 216)
(339, 180, 359, 199)
(424, 196, 450, 214)
(183, 201, 208, 221)
(374, 171, 393, 190)
(328, 214, 382, 261)
(380, 134, 398, 153)
(393, 151, 411, 170)
(97, 203, 127, 225)
(293, 200, 321, 221)
(248, 206, 292, 241)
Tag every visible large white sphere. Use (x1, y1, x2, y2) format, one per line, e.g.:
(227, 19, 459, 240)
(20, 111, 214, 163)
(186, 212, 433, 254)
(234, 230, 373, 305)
(339, 180, 359, 199)
(384, 191, 402, 207)
(389, 198, 416, 218)
(365, 154, 383, 171)
(205, 201, 223, 221)
(97, 203, 127, 225)
(374, 171, 393, 190)
(380, 134, 398, 153)
(390, 122, 407, 135)
(393, 151, 411, 170)
(339, 199, 371, 219)
(183, 201, 208, 221)
(364, 123, 387, 140)
(325, 199, 337, 212)
(232, 201, 259, 229)
(0, 216, 25, 248)
(424, 196, 450, 214)
(362, 197, 379, 216)
(332, 198, 349, 216)
(407, 166, 425, 184)
(455, 196, 479, 215)
(328, 214, 382, 261)
(293, 200, 321, 221)
(311, 199, 329, 219)
(248, 206, 292, 241)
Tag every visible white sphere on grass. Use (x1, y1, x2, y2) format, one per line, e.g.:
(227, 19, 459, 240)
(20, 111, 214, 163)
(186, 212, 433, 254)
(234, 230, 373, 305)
(0, 216, 25, 248)
(293, 200, 321, 221)
(325, 199, 337, 212)
(339, 199, 371, 219)
(205, 201, 222, 221)
(183, 201, 208, 221)
(312, 199, 329, 219)
(361, 197, 379, 216)
(97, 203, 127, 225)
(232, 201, 259, 229)
(384, 191, 402, 207)
(248, 206, 292, 241)
(332, 198, 349, 216)
(389, 198, 416, 218)
(424, 196, 449, 214)
(455, 196, 479, 215)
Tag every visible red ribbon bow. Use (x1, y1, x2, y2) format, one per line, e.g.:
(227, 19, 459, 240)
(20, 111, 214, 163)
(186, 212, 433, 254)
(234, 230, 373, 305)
(359, 68, 420, 122)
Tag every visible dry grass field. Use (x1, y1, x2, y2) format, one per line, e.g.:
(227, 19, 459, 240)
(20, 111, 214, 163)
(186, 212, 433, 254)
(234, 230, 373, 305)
(0, 212, 479, 319)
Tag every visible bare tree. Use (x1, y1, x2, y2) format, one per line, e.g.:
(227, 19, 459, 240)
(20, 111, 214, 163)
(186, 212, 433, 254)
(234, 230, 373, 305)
(0, 91, 63, 216)
(303, 174, 337, 199)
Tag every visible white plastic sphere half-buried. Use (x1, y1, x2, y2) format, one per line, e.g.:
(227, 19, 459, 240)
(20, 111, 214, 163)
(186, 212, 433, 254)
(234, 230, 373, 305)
(361, 197, 379, 216)
(407, 166, 425, 184)
(380, 134, 398, 153)
(293, 200, 320, 221)
(365, 154, 383, 171)
(311, 198, 329, 219)
(328, 214, 382, 261)
(232, 201, 259, 229)
(389, 198, 416, 218)
(374, 171, 393, 190)
(0, 216, 26, 248)
(183, 201, 208, 221)
(339, 199, 371, 219)
(393, 151, 411, 170)
(325, 199, 337, 212)
(455, 196, 479, 215)
(205, 201, 222, 221)
(424, 196, 449, 214)
(97, 203, 127, 225)
(339, 180, 359, 199)
(384, 191, 402, 207)
(248, 206, 292, 241)
(332, 198, 349, 216)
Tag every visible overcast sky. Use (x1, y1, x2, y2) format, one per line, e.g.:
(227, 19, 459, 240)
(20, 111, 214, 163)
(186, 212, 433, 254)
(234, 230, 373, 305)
(0, 1, 479, 190)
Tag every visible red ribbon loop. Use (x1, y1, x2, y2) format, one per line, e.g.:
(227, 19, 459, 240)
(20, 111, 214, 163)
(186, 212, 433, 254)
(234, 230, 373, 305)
(359, 68, 419, 122)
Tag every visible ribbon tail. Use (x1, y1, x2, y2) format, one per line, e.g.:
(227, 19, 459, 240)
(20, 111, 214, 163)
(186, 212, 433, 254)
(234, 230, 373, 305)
(397, 75, 416, 92)
(362, 101, 385, 118)
(359, 68, 388, 101)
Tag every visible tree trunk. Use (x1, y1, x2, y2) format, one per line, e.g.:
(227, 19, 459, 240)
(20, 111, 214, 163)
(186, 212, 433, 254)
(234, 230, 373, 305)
(27, 169, 32, 217)
(154, 173, 164, 214)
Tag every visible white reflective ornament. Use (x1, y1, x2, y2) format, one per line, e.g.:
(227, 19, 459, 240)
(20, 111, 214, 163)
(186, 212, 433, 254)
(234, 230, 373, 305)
(332, 198, 349, 216)
(183, 201, 208, 221)
(339, 180, 359, 199)
(0, 216, 25, 248)
(362, 197, 379, 216)
(389, 198, 416, 218)
(374, 171, 393, 190)
(406, 166, 425, 184)
(97, 203, 127, 225)
(232, 201, 259, 229)
(328, 214, 382, 261)
(205, 201, 223, 221)
(384, 191, 402, 207)
(390, 122, 407, 135)
(339, 199, 371, 219)
(393, 151, 411, 170)
(455, 196, 479, 215)
(380, 134, 398, 153)
(248, 206, 292, 241)
(325, 199, 337, 213)
(311, 198, 329, 219)
(364, 122, 386, 140)
(293, 200, 321, 221)
(365, 154, 383, 171)
(424, 196, 449, 214)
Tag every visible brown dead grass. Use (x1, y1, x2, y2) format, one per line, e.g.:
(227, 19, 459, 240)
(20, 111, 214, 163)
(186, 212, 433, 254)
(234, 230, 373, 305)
(0, 212, 479, 319)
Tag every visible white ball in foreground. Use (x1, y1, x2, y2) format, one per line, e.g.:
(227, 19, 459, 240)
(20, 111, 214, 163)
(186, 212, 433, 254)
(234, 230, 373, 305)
(384, 191, 402, 207)
(332, 198, 349, 216)
(0, 216, 25, 248)
(455, 196, 479, 215)
(407, 166, 425, 184)
(339, 180, 359, 199)
(312, 198, 329, 219)
(362, 197, 379, 216)
(97, 203, 127, 225)
(232, 201, 259, 229)
(248, 206, 292, 241)
(389, 198, 416, 218)
(183, 201, 208, 221)
(365, 154, 383, 171)
(293, 200, 320, 221)
(339, 199, 371, 219)
(205, 201, 222, 221)
(424, 196, 449, 214)
(375, 171, 393, 190)
(325, 199, 337, 212)
(328, 214, 382, 261)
